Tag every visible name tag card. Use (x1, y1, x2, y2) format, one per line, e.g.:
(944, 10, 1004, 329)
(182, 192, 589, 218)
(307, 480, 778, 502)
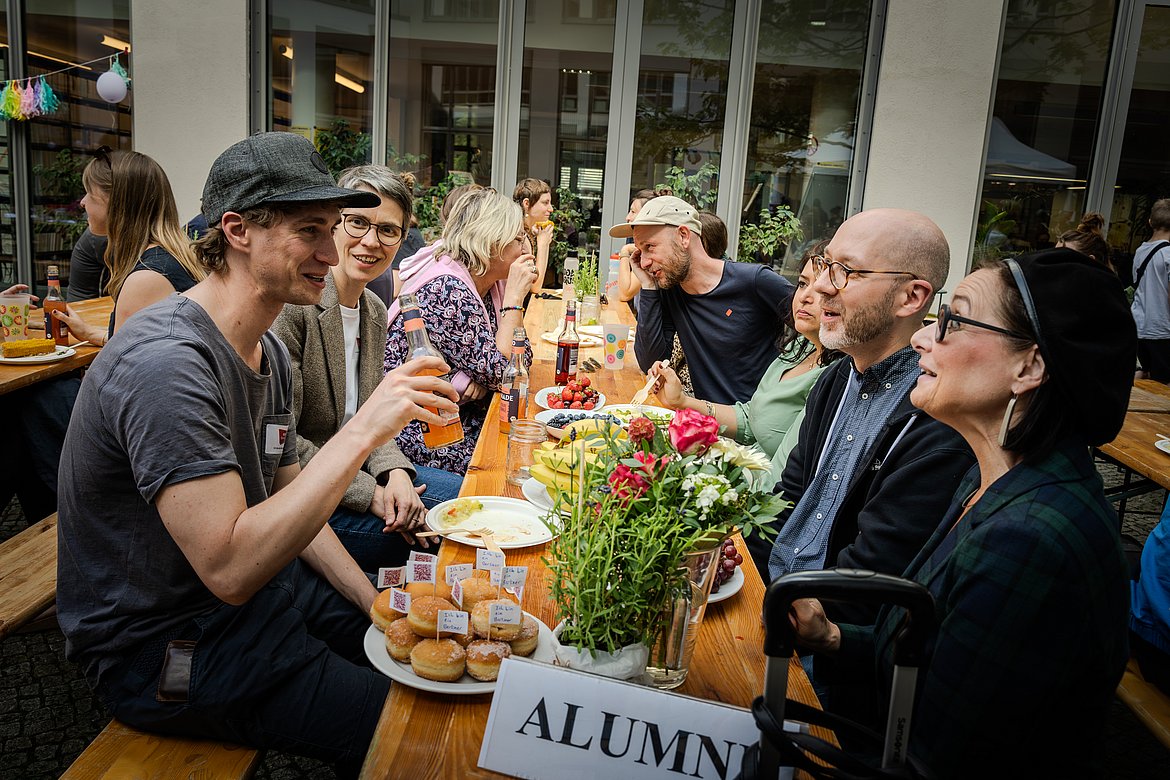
(446, 563, 474, 585)
(389, 588, 411, 614)
(479, 658, 796, 780)
(501, 566, 528, 590)
(476, 549, 505, 571)
(489, 602, 521, 626)
(451, 578, 465, 608)
(438, 609, 469, 636)
(406, 559, 436, 585)
(376, 566, 405, 589)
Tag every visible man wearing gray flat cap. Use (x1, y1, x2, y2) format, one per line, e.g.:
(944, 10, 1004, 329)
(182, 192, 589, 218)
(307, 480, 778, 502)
(56, 132, 459, 778)
(611, 195, 794, 404)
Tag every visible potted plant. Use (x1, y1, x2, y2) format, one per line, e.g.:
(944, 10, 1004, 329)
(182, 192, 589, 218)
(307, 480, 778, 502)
(574, 252, 600, 325)
(543, 411, 787, 688)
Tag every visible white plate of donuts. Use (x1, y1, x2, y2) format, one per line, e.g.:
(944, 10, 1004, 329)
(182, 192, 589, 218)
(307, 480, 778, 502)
(366, 584, 556, 694)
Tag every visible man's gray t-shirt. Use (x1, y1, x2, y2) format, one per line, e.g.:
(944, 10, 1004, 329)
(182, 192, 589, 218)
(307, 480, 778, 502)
(56, 295, 299, 681)
(1132, 240, 1170, 339)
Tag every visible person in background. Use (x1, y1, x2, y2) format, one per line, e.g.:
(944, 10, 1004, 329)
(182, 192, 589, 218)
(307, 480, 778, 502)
(652, 247, 841, 484)
(616, 196, 793, 404)
(791, 248, 1134, 777)
(1131, 198, 1170, 382)
(1057, 211, 1113, 273)
(365, 171, 426, 307)
(385, 188, 536, 474)
(513, 177, 554, 291)
(66, 228, 109, 302)
(616, 188, 671, 314)
(56, 132, 458, 778)
(272, 165, 462, 573)
(1132, 496, 1170, 697)
(696, 211, 730, 260)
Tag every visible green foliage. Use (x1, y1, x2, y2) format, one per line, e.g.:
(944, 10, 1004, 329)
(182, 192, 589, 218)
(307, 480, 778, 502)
(574, 252, 598, 298)
(413, 171, 475, 240)
(313, 119, 372, 176)
(549, 186, 588, 279)
(738, 207, 803, 264)
(34, 150, 84, 201)
(973, 200, 1018, 265)
(656, 163, 719, 211)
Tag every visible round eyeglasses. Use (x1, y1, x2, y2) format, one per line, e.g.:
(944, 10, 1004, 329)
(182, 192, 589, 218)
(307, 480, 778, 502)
(341, 214, 405, 247)
(810, 255, 920, 290)
(935, 303, 1032, 343)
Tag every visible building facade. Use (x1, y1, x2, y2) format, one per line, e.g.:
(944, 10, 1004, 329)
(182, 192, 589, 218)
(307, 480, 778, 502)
(2, 0, 1167, 296)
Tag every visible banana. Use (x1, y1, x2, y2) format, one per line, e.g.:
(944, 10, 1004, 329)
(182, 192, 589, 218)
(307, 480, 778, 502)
(539, 440, 558, 452)
(534, 447, 597, 472)
(529, 463, 579, 493)
(562, 418, 626, 441)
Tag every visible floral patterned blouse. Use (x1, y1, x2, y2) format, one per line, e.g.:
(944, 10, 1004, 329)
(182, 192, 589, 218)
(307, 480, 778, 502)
(384, 274, 532, 473)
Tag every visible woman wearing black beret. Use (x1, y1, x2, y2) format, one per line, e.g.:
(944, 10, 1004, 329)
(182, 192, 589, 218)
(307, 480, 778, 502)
(790, 248, 1136, 778)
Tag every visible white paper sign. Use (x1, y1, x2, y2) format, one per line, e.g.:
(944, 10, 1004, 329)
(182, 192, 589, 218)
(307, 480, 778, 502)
(409, 551, 438, 565)
(489, 567, 502, 587)
(489, 602, 521, 626)
(406, 560, 436, 585)
(438, 609, 469, 636)
(445, 563, 474, 585)
(479, 658, 796, 780)
(476, 548, 505, 571)
(501, 565, 528, 590)
(376, 566, 405, 589)
(451, 577, 465, 608)
(389, 588, 411, 614)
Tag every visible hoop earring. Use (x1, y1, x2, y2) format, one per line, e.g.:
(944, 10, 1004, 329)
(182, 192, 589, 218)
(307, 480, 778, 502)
(998, 394, 1018, 448)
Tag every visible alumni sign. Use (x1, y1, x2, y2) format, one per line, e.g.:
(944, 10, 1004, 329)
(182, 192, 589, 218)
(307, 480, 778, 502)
(478, 658, 796, 779)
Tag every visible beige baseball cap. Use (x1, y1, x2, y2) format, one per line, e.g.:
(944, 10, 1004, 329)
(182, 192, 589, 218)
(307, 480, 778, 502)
(608, 196, 702, 238)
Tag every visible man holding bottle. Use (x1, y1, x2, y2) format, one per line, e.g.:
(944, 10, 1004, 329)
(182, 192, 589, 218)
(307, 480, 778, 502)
(55, 133, 458, 778)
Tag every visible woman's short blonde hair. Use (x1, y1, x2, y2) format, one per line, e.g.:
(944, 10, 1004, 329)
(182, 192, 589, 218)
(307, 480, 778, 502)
(441, 189, 524, 277)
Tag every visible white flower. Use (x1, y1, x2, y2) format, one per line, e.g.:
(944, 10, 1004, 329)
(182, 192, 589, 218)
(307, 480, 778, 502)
(721, 488, 739, 505)
(708, 438, 772, 473)
(696, 484, 722, 508)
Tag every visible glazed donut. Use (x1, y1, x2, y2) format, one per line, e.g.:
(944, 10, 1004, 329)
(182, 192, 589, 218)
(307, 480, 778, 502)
(466, 640, 512, 681)
(509, 614, 540, 657)
(410, 638, 466, 682)
(471, 599, 522, 641)
(407, 595, 456, 637)
(385, 617, 422, 662)
(369, 588, 397, 632)
(406, 580, 453, 602)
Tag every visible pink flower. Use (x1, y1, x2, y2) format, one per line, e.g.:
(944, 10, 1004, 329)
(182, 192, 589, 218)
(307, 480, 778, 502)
(668, 408, 719, 456)
(627, 416, 656, 445)
(608, 451, 669, 503)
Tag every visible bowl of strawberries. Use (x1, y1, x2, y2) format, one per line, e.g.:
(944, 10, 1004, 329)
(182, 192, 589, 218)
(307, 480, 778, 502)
(533, 377, 606, 411)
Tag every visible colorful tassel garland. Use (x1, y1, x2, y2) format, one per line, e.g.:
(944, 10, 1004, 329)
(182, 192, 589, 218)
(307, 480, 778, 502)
(39, 77, 59, 113)
(0, 75, 64, 121)
(19, 79, 36, 118)
(110, 53, 129, 83)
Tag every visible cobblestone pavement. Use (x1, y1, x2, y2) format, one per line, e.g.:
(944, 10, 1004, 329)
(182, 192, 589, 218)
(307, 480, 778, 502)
(3, 461, 1170, 778)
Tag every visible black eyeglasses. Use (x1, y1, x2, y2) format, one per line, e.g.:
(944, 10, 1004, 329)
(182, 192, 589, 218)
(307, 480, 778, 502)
(340, 214, 405, 247)
(935, 303, 1032, 343)
(810, 255, 921, 290)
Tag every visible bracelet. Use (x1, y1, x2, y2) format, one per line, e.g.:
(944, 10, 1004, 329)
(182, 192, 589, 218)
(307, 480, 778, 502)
(704, 401, 714, 417)
(501, 305, 524, 313)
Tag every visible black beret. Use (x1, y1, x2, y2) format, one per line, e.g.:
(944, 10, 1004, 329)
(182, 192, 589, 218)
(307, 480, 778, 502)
(1009, 248, 1135, 446)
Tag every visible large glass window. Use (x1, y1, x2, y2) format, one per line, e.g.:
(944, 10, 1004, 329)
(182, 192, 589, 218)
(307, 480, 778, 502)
(518, 4, 615, 254)
(629, 0, 735, 209)
(1106, 3, 1170, 260)
(387, 1, 500, 191)
(0, 5, 12, 287)
(26, 0, 132, 294)
(270, 0, 376, 173)
(743, 0, 873, 269)
(975, 0, 1116, 263)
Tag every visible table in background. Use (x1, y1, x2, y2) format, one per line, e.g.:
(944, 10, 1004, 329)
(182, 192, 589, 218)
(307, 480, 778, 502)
(0, 297, 111, 396)
(361, 297, 829, 779)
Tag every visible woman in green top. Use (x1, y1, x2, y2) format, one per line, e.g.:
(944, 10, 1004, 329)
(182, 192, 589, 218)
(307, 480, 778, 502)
(650, 252, 840, 483)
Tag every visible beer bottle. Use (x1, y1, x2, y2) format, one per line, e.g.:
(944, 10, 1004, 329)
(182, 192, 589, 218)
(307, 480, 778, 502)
(499, 326, 529, 433)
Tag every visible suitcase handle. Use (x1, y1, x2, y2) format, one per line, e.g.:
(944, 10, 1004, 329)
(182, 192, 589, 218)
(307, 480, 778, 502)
(763, 568, 936, 666)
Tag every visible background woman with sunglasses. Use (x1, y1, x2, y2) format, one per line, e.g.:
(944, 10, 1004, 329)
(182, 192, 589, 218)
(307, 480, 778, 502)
(789, 249, 1135, 777)
(271, 165, 462, 572)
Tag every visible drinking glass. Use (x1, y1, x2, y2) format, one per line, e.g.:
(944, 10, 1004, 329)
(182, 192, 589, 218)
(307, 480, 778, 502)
(506, 420, 546, 485)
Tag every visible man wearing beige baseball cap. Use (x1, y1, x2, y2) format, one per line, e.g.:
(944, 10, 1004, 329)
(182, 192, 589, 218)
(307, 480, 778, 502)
(610, 195, 793, 404)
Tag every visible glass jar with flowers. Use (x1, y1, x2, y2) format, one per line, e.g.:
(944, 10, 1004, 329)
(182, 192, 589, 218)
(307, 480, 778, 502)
(543, 409, 789, 688)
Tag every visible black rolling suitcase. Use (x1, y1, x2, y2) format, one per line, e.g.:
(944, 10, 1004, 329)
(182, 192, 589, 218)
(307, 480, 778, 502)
(738, 569, 937, 780)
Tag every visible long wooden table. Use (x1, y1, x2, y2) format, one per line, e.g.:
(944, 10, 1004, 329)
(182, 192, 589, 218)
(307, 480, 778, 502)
(0, 296, 112, 396)
(361, 297, 827, 778)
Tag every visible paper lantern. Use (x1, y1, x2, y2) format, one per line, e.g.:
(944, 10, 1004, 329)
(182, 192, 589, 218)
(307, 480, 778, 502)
(96, 70, 127, 103)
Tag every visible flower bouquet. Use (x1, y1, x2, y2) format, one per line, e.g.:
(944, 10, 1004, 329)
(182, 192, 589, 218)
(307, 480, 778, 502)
(543, 409, 789, 687)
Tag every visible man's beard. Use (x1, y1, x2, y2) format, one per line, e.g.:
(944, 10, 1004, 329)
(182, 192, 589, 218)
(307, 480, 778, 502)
(820, 283, 899, 352)
(657, 238, 692, 289)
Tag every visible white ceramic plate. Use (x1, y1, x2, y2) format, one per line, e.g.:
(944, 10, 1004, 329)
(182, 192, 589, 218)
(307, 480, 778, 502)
(1156, 439, 1170, 456)
(520, 476, 577, 517)
(0, 346, 76, 365)
(425, 496, 557, 549)
(602, 404, 675, 427)
(363, 613, 556, 694)
(540, 331, 604, 348)
(707, 566, 745, 604)
(533, 386, 606, 411)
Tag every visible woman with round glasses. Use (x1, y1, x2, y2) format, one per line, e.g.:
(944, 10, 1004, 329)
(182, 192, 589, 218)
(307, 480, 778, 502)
(789, 248, 1135, 777)
(384, 187, 537, 474)
(271, 165, 463, 572)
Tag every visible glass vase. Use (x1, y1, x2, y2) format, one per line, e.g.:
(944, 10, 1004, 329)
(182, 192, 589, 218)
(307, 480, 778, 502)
(646, 543, 721, 689)
(579, 293, 601, 326)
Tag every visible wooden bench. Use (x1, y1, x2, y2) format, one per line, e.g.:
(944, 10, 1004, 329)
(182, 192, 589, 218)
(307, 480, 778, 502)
(61, 719, 263, 779)
(0, 513, 57, 640)
(1117, 657, 1170, 752)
